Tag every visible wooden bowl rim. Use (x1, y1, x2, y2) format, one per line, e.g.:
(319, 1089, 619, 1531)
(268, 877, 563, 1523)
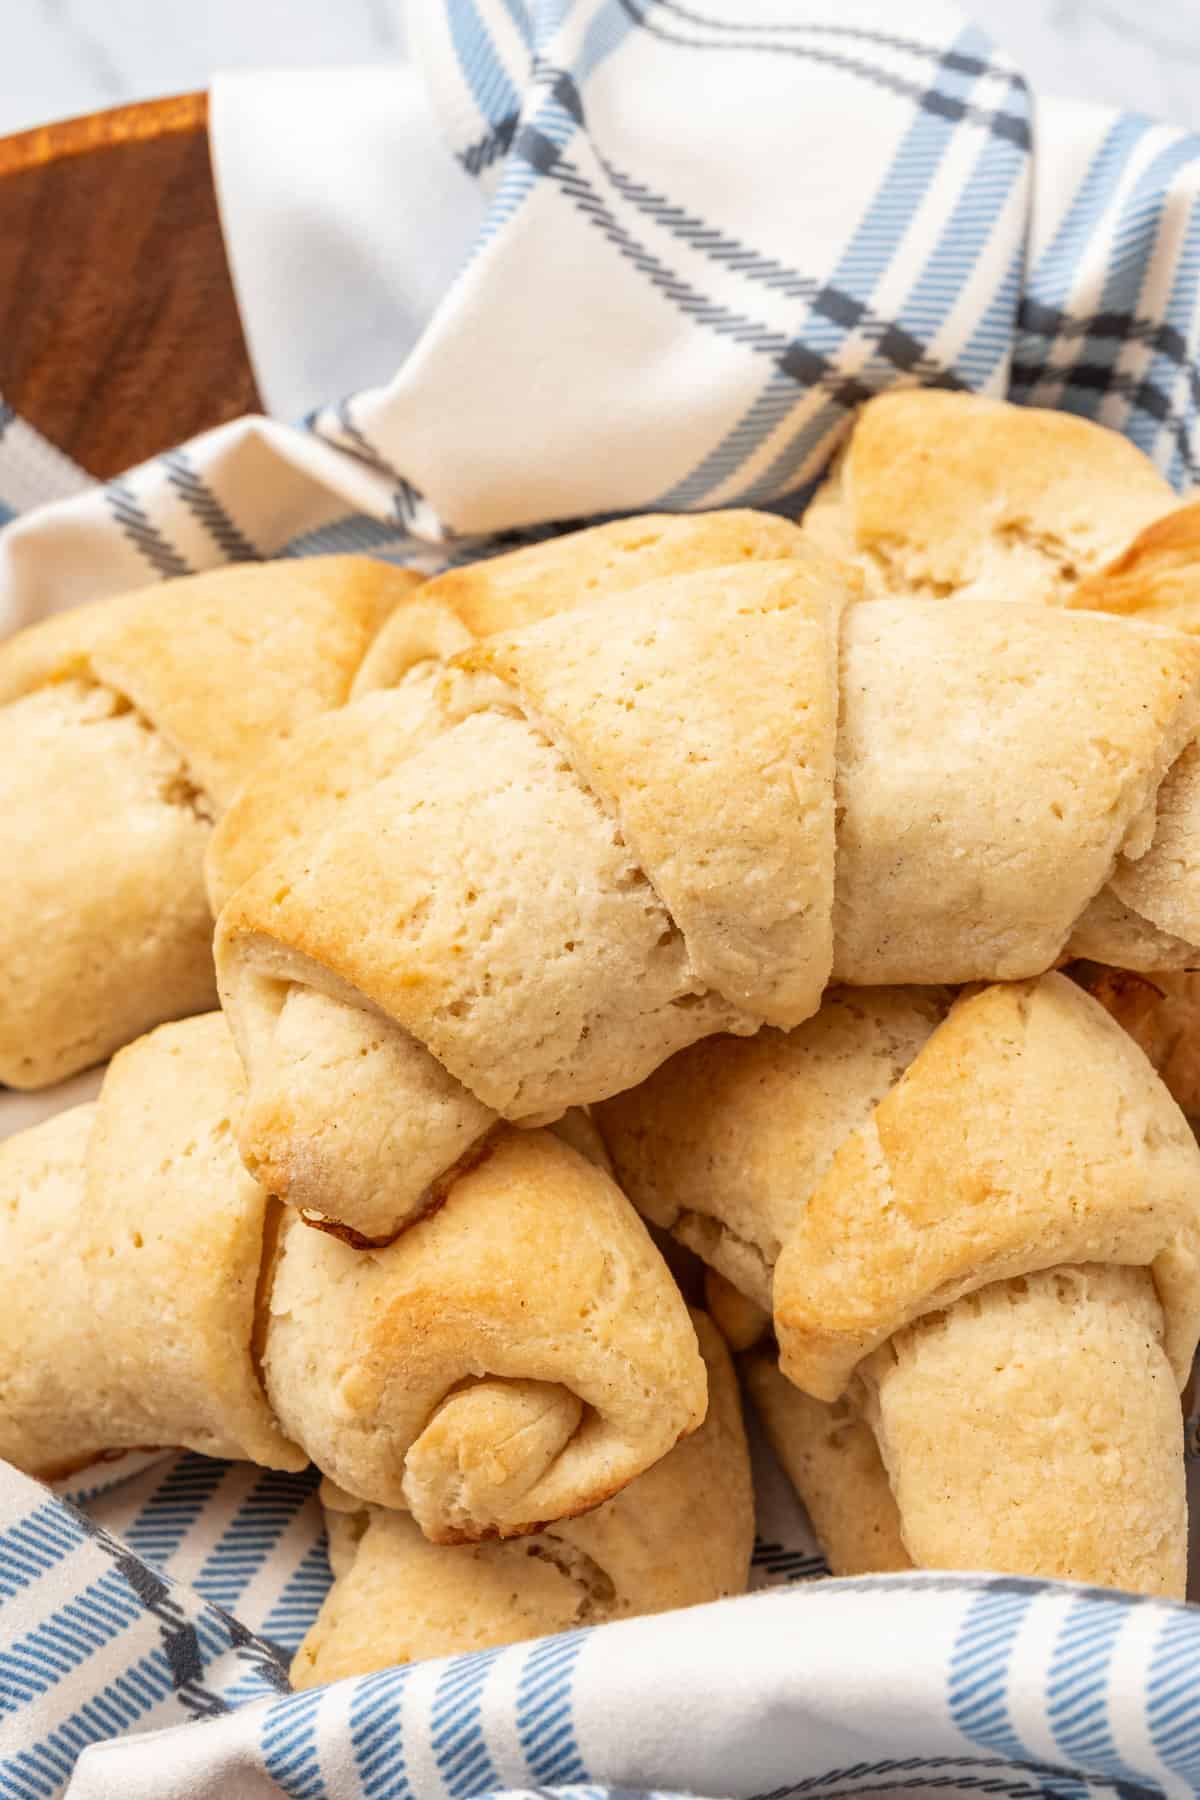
(0, 92, 208, 177)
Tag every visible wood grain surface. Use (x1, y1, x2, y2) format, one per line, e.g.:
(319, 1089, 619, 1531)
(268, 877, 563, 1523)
(0, 93, 259, 479)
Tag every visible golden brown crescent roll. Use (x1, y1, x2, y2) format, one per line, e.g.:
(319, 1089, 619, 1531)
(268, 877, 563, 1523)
(216, 551, 843, 1239)
(803, 389, 1175, 605)
(802, 395, 1200, 973)
(291, 1311, 753, 1686)
(605, 974, 1198, 1592)
(748, 1300, 1188, 1597)
(263, 1125, 707, 1541)
(1077, 965, 1200, 1117)
(768, 975, 1200, 1596)
(0, 557, 420, 1087)
(0, 1014, 705, 1540)
(217, 540, 1200, 1241)
(836, 600, 1200, 981)
(203, 521, 820, 1241)
(742, 1349, 909, 1576)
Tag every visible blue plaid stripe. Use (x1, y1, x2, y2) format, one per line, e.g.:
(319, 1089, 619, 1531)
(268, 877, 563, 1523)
(190, 1468, 318, 1617)
(1017, 113, 1153, 346)
(449, 0, 539, 177)
(1044, 1592, 1146, 1793)
(894, 75, 1029, 377)
(1156, 200, 1200, 486)
(946, 1583, 1038, 1769)
(104, 477, 191, 579)
(1, 1576, 281, 1795)
(260, 1685, 329, 1798)
(341, 1663, 417, 1792)
(516, 1630, 588, 1784)
(617, 0, 1021, 126)
(120, 1455, 230, 1572)
(654, 24, 1010, 507)
(259, 1538, 333, 1656)
(449, 0, 523, 132)
(572, 0, 639, 84)
(1146, 1605, 1200, 1787)
(432, 1647, 504, 1795)
(346, 1665, 415, 1798)
(1108, 146, 1200, 475)
(160, 448, 259, 562)
(1051, 136, 1200, 412)
(732, 36, 1026, 503)
(645, 3, 974, 62)
(1012, 114, 1154, 405)
(953, 232, 1025, 389)
(1009, 122, 1200, 483)
(0, 1568, 146, 1711)
(278, 514, 420, 560)
(0, 1505, 89, 1605)
(466, 0, 637, 240)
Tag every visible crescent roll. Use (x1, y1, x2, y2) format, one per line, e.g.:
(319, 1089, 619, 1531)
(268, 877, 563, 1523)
(216, 542, 1200, 1240)
(801, 394, 1200, 971)
(771, 977, 1200, 1595)
(802, 389, 1176, 606)
(749, 1262, 1188, 1600)
(0, 557, 420, 1087)
(603, 975, 1200, 1593)
(0, 1019, 300, 1478)
(0, 1013, 705, 1540)
(291, 1311, 753, 1685)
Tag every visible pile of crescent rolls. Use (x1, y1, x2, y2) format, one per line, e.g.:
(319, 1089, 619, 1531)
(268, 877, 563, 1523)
(5, 390, 1200, 1689)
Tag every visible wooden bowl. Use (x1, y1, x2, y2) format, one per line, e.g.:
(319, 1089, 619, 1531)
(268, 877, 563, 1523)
(0, 94, 260, 479)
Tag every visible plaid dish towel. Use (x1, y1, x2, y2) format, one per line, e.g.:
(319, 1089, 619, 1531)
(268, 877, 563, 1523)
(5, 2, 1200, 1795)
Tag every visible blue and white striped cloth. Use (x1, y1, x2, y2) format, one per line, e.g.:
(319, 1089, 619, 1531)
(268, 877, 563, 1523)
(4, 2, 1200, 1794)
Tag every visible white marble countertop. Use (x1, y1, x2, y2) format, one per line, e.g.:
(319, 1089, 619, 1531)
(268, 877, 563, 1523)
(2, 0, 1200, 137)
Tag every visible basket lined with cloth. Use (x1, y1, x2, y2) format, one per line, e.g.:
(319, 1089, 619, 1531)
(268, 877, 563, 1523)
(6, 2, 1200, 1796)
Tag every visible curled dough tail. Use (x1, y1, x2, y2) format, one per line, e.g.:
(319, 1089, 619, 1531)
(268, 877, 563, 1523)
(402, 1379, 584, 1542)
(262, 1125, 708, 1539)
(291, 1311, 753, 1685)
